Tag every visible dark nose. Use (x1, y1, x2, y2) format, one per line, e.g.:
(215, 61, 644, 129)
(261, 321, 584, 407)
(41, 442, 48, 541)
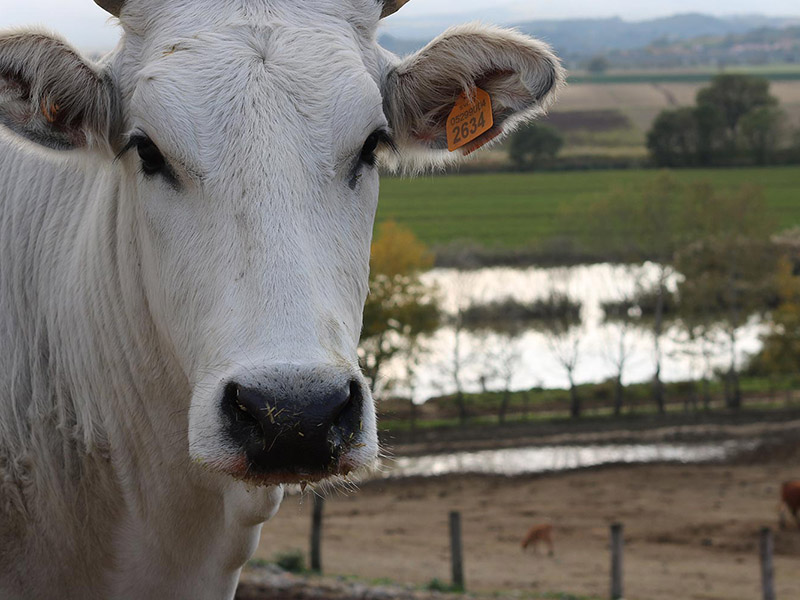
(221, 377, 363, 478)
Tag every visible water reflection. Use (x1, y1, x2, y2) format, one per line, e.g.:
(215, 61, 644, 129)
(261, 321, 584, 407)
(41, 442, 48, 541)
(381, 264, 766, 402)
(382, 441, 751, 478)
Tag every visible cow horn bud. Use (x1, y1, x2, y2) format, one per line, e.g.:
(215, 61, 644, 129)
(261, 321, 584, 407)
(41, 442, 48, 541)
(94, 0, 125, 17)
(381, 0, 410, 19)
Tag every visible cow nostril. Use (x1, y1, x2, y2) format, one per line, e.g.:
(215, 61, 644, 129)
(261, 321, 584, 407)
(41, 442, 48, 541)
(223, 381, 259, 426)
(332, 380, 363, 435)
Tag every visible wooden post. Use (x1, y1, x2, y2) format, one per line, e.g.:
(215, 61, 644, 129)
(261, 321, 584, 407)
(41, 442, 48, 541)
(449, 511, 465, 591)
(610, 523, 624, 600)
(760, 527, 776, 600)
(310, 495, 324, 573)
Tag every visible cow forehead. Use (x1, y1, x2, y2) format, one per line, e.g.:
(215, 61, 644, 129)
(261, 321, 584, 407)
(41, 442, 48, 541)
(120, 8, 387, 179)
(121, 0, 382, 48)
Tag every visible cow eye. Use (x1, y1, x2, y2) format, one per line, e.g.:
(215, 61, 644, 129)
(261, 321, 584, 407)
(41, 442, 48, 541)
(135, 137, 166, 176)
(359, 129, 394, 168)
(359, 131, 382, 167)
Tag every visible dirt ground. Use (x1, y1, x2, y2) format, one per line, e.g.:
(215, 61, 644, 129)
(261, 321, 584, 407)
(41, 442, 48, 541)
(255, 453, 800, 600)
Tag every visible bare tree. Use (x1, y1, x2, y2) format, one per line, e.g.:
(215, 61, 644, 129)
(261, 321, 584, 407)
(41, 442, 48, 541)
(599, 265, 647, 416)
(545, 323, 583, 418)
(476, 331, 525, 424)
(537, 273, 584, 418)
(436, 272, 480, 426)
(400, 342, 423, 437)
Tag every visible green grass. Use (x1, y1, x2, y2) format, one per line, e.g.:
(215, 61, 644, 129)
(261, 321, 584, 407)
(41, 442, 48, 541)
(376, 167, 800, 250)
(379, 374, 800, 432)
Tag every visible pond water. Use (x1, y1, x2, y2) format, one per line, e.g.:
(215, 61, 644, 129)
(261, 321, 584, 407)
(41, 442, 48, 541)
(379, 440, 755, 479)
(380, 264, 766, 402)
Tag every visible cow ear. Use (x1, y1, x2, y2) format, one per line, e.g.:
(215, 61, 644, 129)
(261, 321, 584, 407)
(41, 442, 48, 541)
(381, 24, 565, 171)
(0, 30, 118, 153)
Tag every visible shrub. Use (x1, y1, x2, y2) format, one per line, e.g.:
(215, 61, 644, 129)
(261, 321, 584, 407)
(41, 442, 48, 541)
(272, 549, 306, 573)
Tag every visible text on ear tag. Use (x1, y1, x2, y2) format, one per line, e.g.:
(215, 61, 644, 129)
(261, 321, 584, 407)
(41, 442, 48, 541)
(446, 87, 493, 152)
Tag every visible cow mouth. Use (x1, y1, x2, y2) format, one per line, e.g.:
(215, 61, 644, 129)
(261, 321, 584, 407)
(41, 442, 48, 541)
(217, 452, 364, 487)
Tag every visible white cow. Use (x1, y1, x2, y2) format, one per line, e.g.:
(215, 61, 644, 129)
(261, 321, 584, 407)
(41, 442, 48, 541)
(0, 0, 563, 597)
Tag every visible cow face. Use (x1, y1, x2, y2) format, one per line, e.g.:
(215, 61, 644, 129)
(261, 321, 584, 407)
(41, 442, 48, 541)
(0, 0, 563, 486)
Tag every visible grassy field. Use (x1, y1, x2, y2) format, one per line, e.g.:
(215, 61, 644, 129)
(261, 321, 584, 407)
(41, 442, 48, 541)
(376, 167, 800, 250)
(557, 81, 800, 115)
(567, 69, 800, 84)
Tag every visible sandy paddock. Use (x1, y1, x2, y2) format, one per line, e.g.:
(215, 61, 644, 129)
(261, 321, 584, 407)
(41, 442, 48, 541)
(255, 456, 800, 600)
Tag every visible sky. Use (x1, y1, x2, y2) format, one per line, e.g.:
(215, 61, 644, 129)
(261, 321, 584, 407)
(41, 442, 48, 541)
(398, 0, 800, 19)
(1, 0, 799, 51)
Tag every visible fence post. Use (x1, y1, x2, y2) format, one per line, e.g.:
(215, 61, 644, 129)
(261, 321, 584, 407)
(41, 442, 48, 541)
(610, 523, 624, 600)
(449, 511, 465, 591)
(760, 527, 776, 600)
(310, 495, 324, 573)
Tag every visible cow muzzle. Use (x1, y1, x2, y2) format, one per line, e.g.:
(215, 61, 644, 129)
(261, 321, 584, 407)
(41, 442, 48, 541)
(217, 365, 372, 484)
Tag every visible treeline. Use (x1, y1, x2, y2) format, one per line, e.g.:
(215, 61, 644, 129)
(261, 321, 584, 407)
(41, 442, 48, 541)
(647, 74, 800, 167)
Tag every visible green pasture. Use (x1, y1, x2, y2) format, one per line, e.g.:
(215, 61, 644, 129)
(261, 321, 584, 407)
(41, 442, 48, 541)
(376, 167, 800, 250)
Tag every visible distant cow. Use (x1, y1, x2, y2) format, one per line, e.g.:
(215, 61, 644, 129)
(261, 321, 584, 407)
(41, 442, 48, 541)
(780, 480, 800, 530)
(0, 0, 564, 597)
(521, 523, 555, 556)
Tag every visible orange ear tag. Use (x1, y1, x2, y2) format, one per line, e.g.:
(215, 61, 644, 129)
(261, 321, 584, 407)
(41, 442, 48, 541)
(446, 87, 494, 153)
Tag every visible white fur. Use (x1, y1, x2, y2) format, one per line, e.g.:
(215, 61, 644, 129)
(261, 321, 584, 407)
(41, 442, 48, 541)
(0, 1, 563, 598)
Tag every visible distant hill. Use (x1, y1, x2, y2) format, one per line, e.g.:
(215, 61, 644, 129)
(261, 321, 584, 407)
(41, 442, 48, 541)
(606, 25, 800, 69)
(514, 14, 766, 55)
(379, 13, 800, 66)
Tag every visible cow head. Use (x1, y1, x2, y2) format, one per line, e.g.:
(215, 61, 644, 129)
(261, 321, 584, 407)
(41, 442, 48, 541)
(0, 1, 563, 487)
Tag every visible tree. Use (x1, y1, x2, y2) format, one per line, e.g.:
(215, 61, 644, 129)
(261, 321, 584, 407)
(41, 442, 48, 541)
(649, 75, 784, 167)
(586, 55, 611, 75)
(434, 271, 480, 426)
(646, 107, 700, 167)
(626, 175, 688, 413)
(599, 266, 647, 416)
(675, 184, 778, 409)
(672, 317, 720, 412)
(693, 103, 727, 166)
(535, 284, 583, 419)
(756, 256, 800, 383)
(469, 328, 524, 425)
(359, 221, 440, 395)
(591, 174, 690, 413)
(494, 337, 523, 424)
(508, 123, 563, 170)
(791, 129, 800, 163)
(740, 105, 786, 165)
(696, 74, 778, 151)
(398, 340, 424, 437)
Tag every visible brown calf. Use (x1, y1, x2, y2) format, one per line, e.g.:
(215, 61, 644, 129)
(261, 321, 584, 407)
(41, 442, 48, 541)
(779, 480, 800, 530)
(521, 523, 554, 556)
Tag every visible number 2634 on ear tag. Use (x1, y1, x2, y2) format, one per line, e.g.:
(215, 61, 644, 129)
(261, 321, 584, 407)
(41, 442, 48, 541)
(446, 87, 494, 153)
